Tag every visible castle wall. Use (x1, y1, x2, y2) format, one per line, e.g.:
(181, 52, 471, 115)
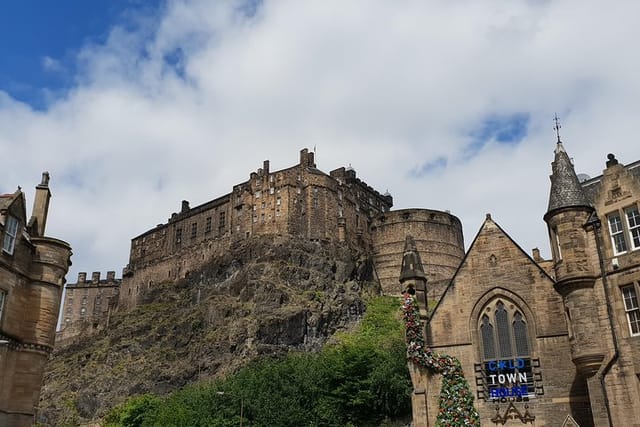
(57, 271, 120, 342)
(370, 209, 464, 296)
(119, 149, 392, 310)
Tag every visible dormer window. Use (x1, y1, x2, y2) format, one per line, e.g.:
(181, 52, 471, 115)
(2, 215, 19, 255)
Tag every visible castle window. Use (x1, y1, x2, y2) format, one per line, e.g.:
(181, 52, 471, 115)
(255, 191, 261, 199)
(0, 289, 6, 322)
(191, 223, 197, 239)
(80, 307, 86, 316)
(625, 206, 640, 250)
(270, 187, 274, 194)
(276, 197, 281, 206)
(205, 217, 212, 234)
(175, 227, 183, 244)
(608, 213, 628, 254)
(621, 284, 640, 336)
(219, 211, 226, 229)
(2, 215, 19, 255)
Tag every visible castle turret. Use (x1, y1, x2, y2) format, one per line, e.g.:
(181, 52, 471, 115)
(544, 140, 603, 376)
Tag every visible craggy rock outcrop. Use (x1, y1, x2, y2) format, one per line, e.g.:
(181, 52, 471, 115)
(39, 235, 379, 425)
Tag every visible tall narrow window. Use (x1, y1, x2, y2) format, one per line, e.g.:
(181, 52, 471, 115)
(2, 215, 19, 254)
(622, 285, 640, 335)
(205, 217, 212, 234)
(191, 223, 197, 240)
(496, 302, 514, 358)
(626, 206, 640, 250)
(513, 312, 530, 357)
(0, 289, 6, 322)
(481, 315, 496, 360)
(219, 212, 226, 229)
(609, 213, 628, 254)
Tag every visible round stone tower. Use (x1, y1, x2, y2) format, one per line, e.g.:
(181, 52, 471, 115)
(370, 208, 464, 296)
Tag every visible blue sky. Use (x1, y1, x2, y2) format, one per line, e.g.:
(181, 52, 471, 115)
(1, 0, 639, 284)
(0, 1, 162, 109)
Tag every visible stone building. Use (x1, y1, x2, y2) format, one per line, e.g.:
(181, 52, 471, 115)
(118, 148, 465, 310)
(0, 173, 72, 427)
(56, 271, 120, 342)
(408, 141, 640, 426)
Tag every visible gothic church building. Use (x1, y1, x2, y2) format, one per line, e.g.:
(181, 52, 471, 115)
(409, 140, 640, 426)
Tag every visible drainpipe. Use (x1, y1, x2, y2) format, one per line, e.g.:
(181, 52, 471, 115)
(590, 214, 618, 427)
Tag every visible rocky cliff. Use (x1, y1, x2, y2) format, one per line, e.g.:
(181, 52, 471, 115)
(39, 235, 380, 426)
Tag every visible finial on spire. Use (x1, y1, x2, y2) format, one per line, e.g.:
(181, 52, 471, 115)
(553, 114, 562, 143)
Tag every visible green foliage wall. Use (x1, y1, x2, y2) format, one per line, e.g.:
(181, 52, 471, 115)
(104, 297, 411, 427)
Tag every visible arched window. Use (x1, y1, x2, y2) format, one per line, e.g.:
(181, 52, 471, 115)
(479, 299, 534, 401)
(479, 299, 531, 361)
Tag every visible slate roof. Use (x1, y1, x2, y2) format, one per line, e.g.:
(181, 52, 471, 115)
(547, 142, 591, 213)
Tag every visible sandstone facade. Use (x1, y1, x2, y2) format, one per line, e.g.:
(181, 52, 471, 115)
(0, 174, 71, 427)
(409, 145, 640, 426)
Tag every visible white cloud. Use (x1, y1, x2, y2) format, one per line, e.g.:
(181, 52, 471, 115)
(1, 0, 639, 281)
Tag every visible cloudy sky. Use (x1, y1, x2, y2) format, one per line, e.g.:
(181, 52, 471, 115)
(1, 0, 638, 283)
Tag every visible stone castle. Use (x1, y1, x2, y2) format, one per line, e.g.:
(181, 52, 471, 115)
(58, 148, 463, 342)
(0, 174, 72, 427)
(57, 141, 640, 426)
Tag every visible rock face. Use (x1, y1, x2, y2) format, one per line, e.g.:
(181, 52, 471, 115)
(39, 235, 379, 425)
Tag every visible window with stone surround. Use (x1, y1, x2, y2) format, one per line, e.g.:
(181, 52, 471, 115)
(626, 206, 640, 250)
(205, 217, 212, 234)
(2, 215, 19, 255)
(478, 298, 535, 401)
(479, 300, 531, 361)
(621, 284, 640, 336)
(607, 204, 640, 255)
(609, 212, 628, 254)
(219, 211, 226, 229)
(191, 222, 197, 240)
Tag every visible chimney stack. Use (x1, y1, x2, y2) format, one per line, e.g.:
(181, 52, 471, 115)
(30, 172, 51, 237)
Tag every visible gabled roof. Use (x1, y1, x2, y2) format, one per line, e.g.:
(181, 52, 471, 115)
(0, 189, 27, 225)
(430, 214, 555, 320)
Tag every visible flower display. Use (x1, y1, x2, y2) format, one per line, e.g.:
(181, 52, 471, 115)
(402, 293, 480, 426)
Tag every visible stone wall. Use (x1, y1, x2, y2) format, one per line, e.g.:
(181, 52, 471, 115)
(370, 209, 464, 296)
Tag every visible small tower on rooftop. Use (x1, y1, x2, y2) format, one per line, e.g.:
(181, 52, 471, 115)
(400, 235, 428, 322)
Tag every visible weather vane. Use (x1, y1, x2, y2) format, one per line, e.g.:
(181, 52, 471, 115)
(553, 114, 562, 143)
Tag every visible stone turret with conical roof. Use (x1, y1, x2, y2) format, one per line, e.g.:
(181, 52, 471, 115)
(546, 142, 592, 214)
(543, 136, 604, 377)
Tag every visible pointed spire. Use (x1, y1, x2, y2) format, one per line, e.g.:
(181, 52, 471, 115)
(400, 235, 427, 283)
(546, 136, 591, 215)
